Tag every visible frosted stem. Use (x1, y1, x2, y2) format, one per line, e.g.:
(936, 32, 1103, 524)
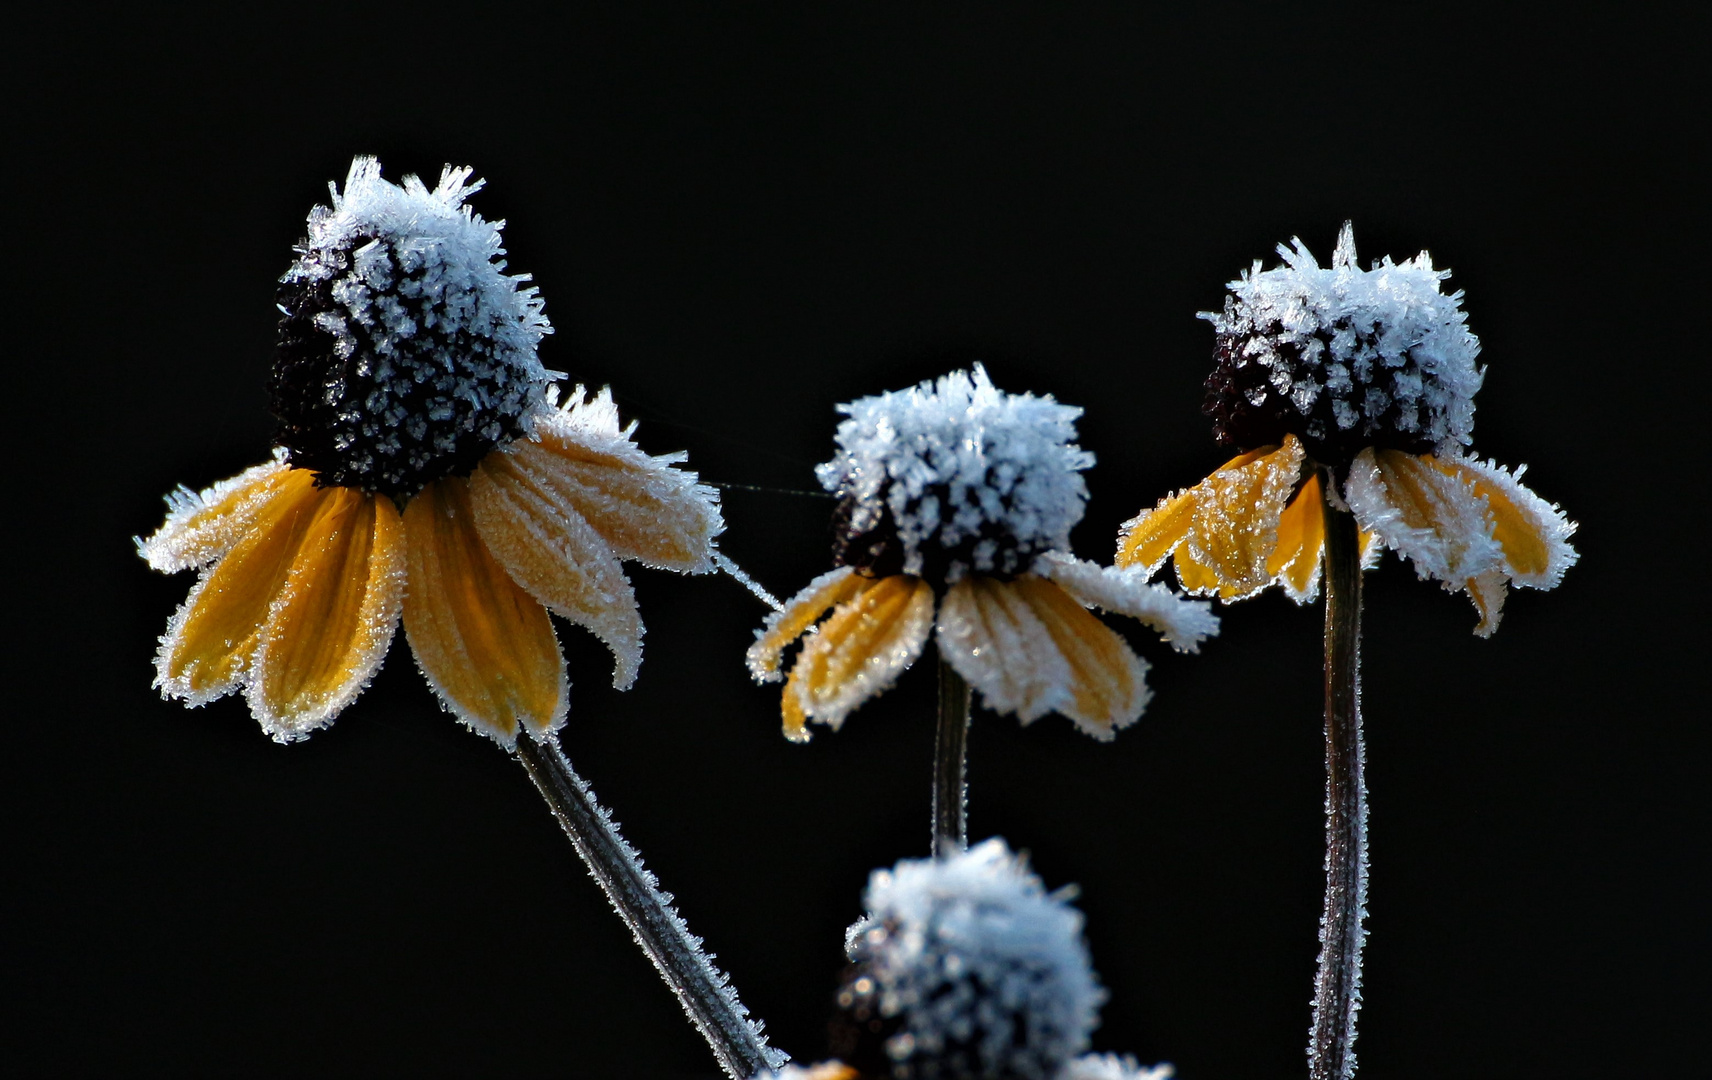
(1309, 475, 1369, 1080)
(932, 656, 971, 858)
(514, 729, 786, 1079)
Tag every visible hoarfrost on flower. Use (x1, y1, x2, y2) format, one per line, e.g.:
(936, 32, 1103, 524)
(1202, 223, 1484, 464)
(843, 838, 1105, 1079)
(818, 363, 1093, 581)
(1058, 1054, 1175, 1080)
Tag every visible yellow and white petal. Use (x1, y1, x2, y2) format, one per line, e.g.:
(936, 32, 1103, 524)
(1343, 448, 1505, 587)
(138, 451, 301, 572)
(520, 387, 725, 573)
(746, 565, 868, 683)
(936, 576, 1074, 725)
(1466, 568, 1508, 638)
(1114, 444, 1273, 575)
(1436, 455, 1578, 589)
(1034, 551, 1219, 653)
(1265, 473, 1327, 603)
(402, 479, 569, 744)
(1179, 437, 1306, 600)
(153, 470, 329, 707)
(1009, 577, 1152, 738)
(468, 451, 643, 691)
(786, 574, 935, 732)
(247, 489, 406, 741)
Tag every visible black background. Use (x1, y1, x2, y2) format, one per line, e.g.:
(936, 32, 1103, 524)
(11, 5, 1704, 1077)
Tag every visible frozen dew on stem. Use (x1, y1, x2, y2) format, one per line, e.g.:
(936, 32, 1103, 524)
(748, 365, 1217, 743)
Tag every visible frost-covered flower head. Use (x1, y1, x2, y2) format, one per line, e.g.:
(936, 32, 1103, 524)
(750, 368, 1216, 742)
(1120, 225, 1574, 636)
(272, 156, 556, 498)
(142, 158, 722, 744)
(819, 364, 1092, 583)
(1202, 222, 1482, 465)
(835, 839, 1104, 1080)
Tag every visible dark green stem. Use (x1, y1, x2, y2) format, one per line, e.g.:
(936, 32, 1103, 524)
(932, 656, 971, 858)
(515, 729, 785, 1079)
(1308, 473, 1369, 1080)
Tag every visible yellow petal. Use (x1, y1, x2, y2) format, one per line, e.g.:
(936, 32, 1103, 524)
(745, 566, 868, 682)
(1347, 448, 1501, 585)
(249, 489, 406, 740)
(1432, 456, 1577, 588)
(1115, 489, 1198, 573)
(154, 471, 328, 706)
(520, 390, 724, 572)
(1466, 569, 1508, 638)
(936, 575, 1073, 724)
(1266, 472, 1326, 603)
(1182, 437, 1305, 600)
(403, 478, 568, 743)
(780, 661, 811, 743)
(789, 574, 935, 731)
(139, 454, 301, 573)
(1008, 577, 1150, 738)
(469, 451, 643, 690)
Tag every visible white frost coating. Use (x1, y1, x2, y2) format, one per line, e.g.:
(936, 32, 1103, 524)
(746, 566, 860, 682)
(1058, 1054, 1175, 1080)
(714, 551, 784, 612)
(1446, 454, 1579, 589)
(1342, 449, 1503, 587)
(1036, 552, 1220, 653)
(1203, 223, 1483, 452)
(817, 364, 1093, 580)
(936, 579, 1077, 726)
(846, 838, 1105, 1080)
(137, 449, 291, 572)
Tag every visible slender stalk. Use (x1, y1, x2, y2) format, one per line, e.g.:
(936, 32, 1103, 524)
(932, 656, 972, 858)
(1309, 474, 1369, 1080)
(514, 729, 785, 1079)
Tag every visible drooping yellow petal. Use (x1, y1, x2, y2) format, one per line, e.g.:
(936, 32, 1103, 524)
(1432, 456, 1578, 588)
(787, 574, 935, 731)
(154, 470, 329, 706)
(1172, 543, 1224, 595)
(1181, 437, 1305, 600)
(520, 389, 725, 572)
(138, 454, 302, 572)
(936, 575, 1073, 725)
(1465, 569, 1508, 638)
(403, 478, 568, 743)
(1034, 551, 1219, 653)
(1115, 489, 1198, 573)
(468, 451, 643, 690)
(249, 489, 406, 740)
(1345, 448, 1501, 586)
(1113, 446, 1275, 574)
(745, 566, 869, 682)
(1266, 472, 1326, 603)
(1008, 576, 1150, 739)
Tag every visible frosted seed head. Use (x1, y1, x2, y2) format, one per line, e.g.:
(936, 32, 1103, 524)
(819, 365, 1093, 585)
(271, 157, 556, 499)
(1201, 223, 1483, 466)
(832, 838, 1105, 1079)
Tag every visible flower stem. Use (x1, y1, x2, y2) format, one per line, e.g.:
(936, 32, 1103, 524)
(932, 656, 972, 858)
(1309, 474, 1369, 1080)
(514, 728, 786, 1079)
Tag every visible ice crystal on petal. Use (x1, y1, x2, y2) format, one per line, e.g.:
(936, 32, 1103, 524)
(1058, 1055, 1175, 1080)
(746, 566, 865, 683)
(271, 156, 556, 498)
(1443, 454, 1579, 589)
(790, 576, 937, 731)
(819, 364, 1093, 583)
(936, 578, 1077, 725)
(1202, 223, 1483, 464)
(1035, 553, 1219, 653)
(1343, 448, 1503, 588)
(137, 449, 292, 573)
(840, 839, 1105, 1080)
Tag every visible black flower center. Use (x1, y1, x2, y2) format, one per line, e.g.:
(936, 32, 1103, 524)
(1203, 315, 1442, 466)
(269, 231, 543, 499)
(829, 476, 1048, 585)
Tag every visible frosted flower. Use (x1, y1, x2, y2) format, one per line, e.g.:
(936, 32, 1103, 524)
(140, 158, 722, 744)
(749, 366, 1217, 742)
(1118, 226, 1576, 635)
(833, 839, 1104, 1080)
(1057, 1055, 1174, 1080)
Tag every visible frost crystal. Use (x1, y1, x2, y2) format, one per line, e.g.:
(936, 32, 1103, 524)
(836, 839, 1105, 1079)
(1201, 223, 1483, 465)
(271, 156, 556, 498)
(819, 365, 1093, 583)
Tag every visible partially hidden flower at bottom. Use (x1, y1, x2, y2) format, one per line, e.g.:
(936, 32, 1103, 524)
(140, 157, 722, 745)
(1116, 224, 1576, 635)
(747, 365, 1218, 743)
